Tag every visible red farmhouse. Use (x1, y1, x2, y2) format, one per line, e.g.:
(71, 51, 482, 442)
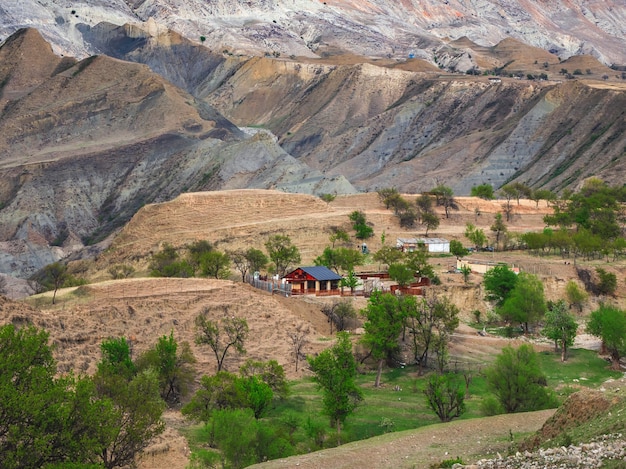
(283, 266, 342, 295)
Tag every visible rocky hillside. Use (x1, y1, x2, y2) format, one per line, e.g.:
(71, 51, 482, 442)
(1, 2, 626, 278)
(2, 0, 625, 66)
(0, 29, 354, 278)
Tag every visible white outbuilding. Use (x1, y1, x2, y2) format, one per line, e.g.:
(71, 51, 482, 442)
(396, 237, 450, 253)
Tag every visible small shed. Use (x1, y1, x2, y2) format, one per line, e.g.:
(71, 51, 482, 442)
(283, 266, 342, 295)
(396, 237, 450, 253)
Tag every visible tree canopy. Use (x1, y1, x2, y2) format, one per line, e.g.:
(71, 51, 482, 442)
(265, 234, 301, 278)
(360, 291, 408, 386)
(498, 272, 546, 333)
(486, 344, 556, 413)
(483, 264, 518, 307)
(542, 300, 578, 361)
(307, 332, 362, 443)
(587, 304, 626, 370)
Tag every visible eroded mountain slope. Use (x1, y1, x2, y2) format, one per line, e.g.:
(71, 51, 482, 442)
(0, 29, 354, 277)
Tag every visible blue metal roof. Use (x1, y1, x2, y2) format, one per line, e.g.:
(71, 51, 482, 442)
(299, 266, 342, 281)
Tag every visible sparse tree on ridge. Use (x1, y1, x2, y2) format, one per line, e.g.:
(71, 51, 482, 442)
(230, 247, 269, 282)
(471, 183, 494, 200)
(200, 250, 231, 279)
(40, 261, 69, 304)
(490, 212, 507, 250)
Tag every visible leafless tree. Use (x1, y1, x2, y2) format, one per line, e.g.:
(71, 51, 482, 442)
(287, 323, 310, 372)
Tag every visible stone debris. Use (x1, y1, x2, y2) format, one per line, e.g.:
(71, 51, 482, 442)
(456, 434, 626, 468)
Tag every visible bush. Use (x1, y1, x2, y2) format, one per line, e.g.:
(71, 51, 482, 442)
(480, 396, 504, 416)
(485, 344, 558, 413)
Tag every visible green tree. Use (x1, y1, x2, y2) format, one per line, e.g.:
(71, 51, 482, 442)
(530, 188, 556, 208)
(406, 294, 459, 374)
(388, 262, 414, 287)
(459, 265, 471, 284)
(587, 305, 626, 370)
(373, 245, 404, 270)
(424, 373, 466, 422)
(314, 247, 364, 273)
(449, 240, 468, 258)
(149, 243, 194, 278)
(377, 187, 400, 209)
(498, 272, 546, 333)
(210, 409, 259, 468)
(431, 184, 457, 218)
(483, 264, 518, 307)
(95, 369, 166, 469)
(360, 291, 408, 386)
(136, 331, 196, 405)
(340, 270, 360, 295)
(596, 267, 617, 296)
(98, 337, 136, 380)
(485, 344, 557, 413)
(415, 194, 434, 220)
(464, 223, 487, 250)
(195, 312, 249, 372)
(565, 280, 588, 312)
(229, 247, 268, 282)
(187, 240, 214, 273)
(421, 212, 440, 235)
(239, 359, 289, 400)
(0, 325, 107, 467)
(319, 193, 336, 203)
(545, 178, 624, 241)
(265, 234, 301, 278)
(542, 300, 578, 361)
(181, 371, 247, 422)
(94, 338, 166, 469)
(404, 249, 435, 280)
(471, 183, 494, 200)
(329, 229, 351, 248)
(40, 261, 69, 304)
(490, 212, 507, 250)
(199, 250, 231, 279)
(307, 332, 363, 443)
(349, 210, 374, 239)
(238, 375, 274, 419)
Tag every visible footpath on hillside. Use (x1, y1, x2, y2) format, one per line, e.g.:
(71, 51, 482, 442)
(251, 409, 555, 469)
